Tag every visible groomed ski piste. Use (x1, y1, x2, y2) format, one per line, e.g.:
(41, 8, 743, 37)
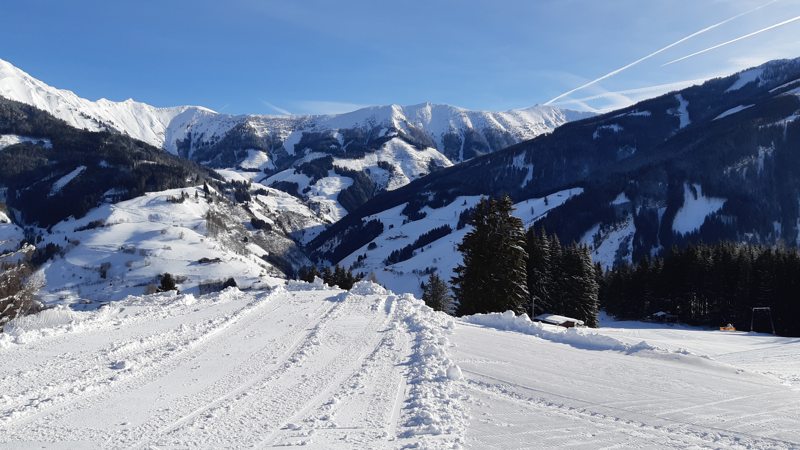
(2, 280, 800, 449)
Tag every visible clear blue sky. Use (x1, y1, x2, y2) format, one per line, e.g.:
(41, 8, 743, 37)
(3, 0, 800, 115)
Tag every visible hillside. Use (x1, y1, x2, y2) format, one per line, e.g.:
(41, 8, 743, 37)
(0, 96, 215, 228)
(311, 57, 800, 291)
(1, 281, 799, 448)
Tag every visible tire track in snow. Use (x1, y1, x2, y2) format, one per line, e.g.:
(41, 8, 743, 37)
(137, 292, 393, 448)
(0, 289, 282, 434)
(124, 291, 346, 448)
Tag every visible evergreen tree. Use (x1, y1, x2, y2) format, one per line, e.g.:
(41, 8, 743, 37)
(452, 196, 529, 315)
(421, 273, 452, 313)
(298, 265, 320, 283)
(158, 273, 177, 292)
(526, 227, 552, 316)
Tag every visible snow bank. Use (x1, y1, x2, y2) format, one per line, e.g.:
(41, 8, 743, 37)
(1, 304, 121, 348)
(394, 292, 468, 445)
(463, 310, 698, 358)
(348, 280, 389, 296)
(284, 277, 335, 292)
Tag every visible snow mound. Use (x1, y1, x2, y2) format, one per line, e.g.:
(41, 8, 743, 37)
(284, 277, 333, 291)
(463, 310, 696, 357)
(348, 280, 389, 296)
(1, 304, 122, 347)
(396, 293, 467, 444)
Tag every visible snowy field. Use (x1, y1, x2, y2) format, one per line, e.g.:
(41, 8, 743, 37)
(2, 282, 800, 449)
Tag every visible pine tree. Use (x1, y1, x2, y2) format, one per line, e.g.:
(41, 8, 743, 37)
(421, 273, 452, 313)
(298, 265, 320, 283)
(526, 227, 552, 316)
(158, 273, 177, 292)
(452, 196, 529, 316)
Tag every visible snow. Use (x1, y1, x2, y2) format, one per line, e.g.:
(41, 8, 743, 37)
(239, 149, 274, 171)
(4, 283, 800, 448)
(611, 191, 630, 205)
(582, 216, 635, 269)
(0, 220, 24, 255)
(726, 67, 763, 92)
(0, 134, 52, 150)
(36, 187, 289, 304)
(281, 130, 304, 155)
(673, 93, 690, 128)
(673, 183, 726, 235)
(0, 283, 467, 449)
(512, 188, 583, 229)
(333, 138, 453, 191)
(592, 123, 623, 139)
(454, 316, 800, 448)
(48, 166, 86, 197)
(339, 188, 583, 296)
(511, 152, 534, 188)
(598, 312, 800, 386)
(714, 104, 754, 121)
(626, 109, 651, 117)
(306, 172, 353, 222)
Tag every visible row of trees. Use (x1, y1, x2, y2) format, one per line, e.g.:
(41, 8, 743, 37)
(600, 243, 800, 336)
(527, 229, 600, 327)
(450, 196, 599, 326)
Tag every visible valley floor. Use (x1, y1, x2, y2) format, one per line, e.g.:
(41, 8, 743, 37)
(1, 282, 799, 449)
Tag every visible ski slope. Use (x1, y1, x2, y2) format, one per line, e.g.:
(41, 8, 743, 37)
(2, 282, 800, 449)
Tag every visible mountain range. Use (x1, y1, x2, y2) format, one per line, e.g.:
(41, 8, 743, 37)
(3, 56, 800, 298)
(310, 57, 800, 294)
(0, 58, 589, 220)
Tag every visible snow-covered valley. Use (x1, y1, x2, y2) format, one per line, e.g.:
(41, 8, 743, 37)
(2, 281, 799, 449)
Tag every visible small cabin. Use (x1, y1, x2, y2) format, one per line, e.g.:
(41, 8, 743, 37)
(533, 314, 585, 328)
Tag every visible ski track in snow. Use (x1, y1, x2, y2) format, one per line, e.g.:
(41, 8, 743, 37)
(2, 282, 800, 449)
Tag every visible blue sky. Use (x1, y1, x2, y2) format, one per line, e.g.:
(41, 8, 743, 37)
(3, 0, 800, 115)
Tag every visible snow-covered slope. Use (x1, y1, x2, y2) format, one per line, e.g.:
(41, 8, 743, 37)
(0, 58, 213, 148)
(0, 180, 326, 304)
(312, 57, 800, 274)
(2, 281, 799, 448)
(335, 188, 583, 296)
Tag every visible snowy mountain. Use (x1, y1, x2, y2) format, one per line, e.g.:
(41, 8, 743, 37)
(311, 57, 800, 291)
(2, 280, 800, 448)
(0, 58, 589, 215)
(0, 95, 327, 294)
(0, 58, 214, 148)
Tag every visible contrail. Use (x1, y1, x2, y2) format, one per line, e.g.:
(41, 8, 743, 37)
(663, 14, 800, 66)
(261, 100, 292, 116)
(554, 78, 708, 104)
(544, 0, 779, 105)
